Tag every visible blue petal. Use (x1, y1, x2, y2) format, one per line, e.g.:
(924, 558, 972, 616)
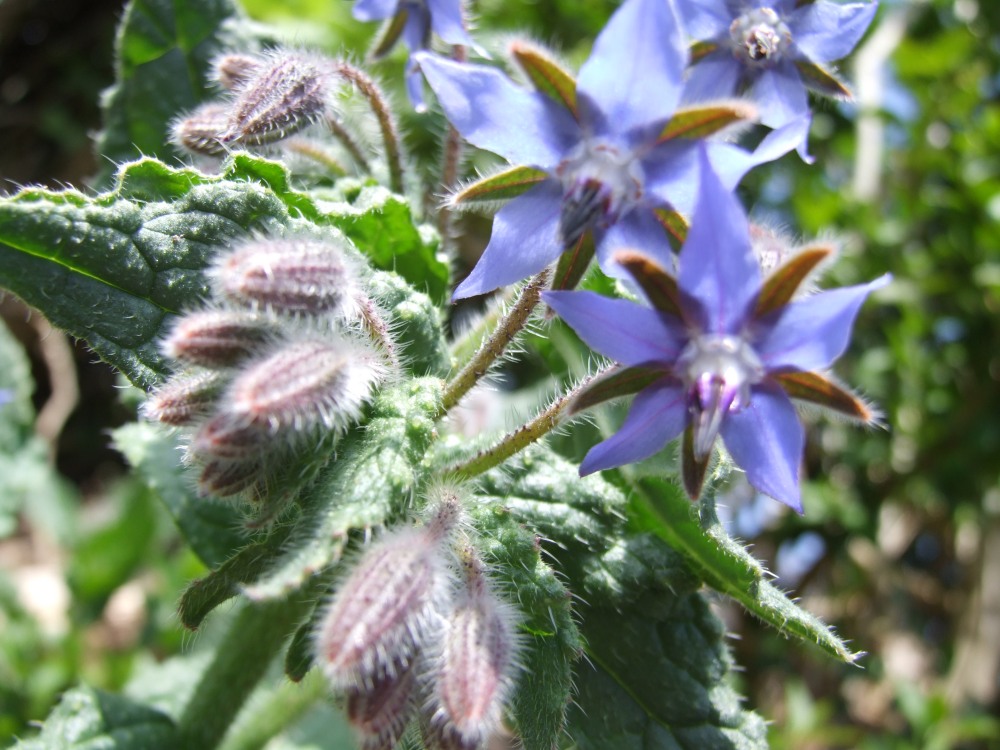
(580, 383, 687, 475)
(352, 0, 399, 22)
(756, 275, 891, 372)
(544, 290, 688, 366)
(678, 0, 732, 39)
(747, 62, 809, 130)
(404, 58, 428, 112)
(401, 3, 431, 50)
(680, 52, 743, 105)
(576, 0, 687, 143)
(791, 1, 878, 63)
(595, 209, 675, 278)
(721, 382, 804, 512)
(416, 53, 579, 169)
(427, 0, 475, 47)
(678, 146, 760, 335)
(453, 182, 563, 299)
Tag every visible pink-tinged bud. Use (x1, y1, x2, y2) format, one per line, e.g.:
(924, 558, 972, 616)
(192, 412, 269, 461)
(316, 514, 459, 690)
(346, 665, 418, 750)
(197, 458, 262, 498)
(162, 310, 271, 368)
(224, 50, 331, 146)
(171, 102, 230, 157)
(424, 549, 522, 750)
(214, 236, 359, 318)
(143, 372, 221, 426)
(226, 337, 382, 437)
(211, 53, 261, 91)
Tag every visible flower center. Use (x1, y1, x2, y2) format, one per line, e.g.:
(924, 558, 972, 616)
(676, 334, 764, 459)
(729, 8, 791, 67)
(556, 139, 644, 248)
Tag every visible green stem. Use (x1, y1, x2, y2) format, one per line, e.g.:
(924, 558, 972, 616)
(438, 268, 551, 417)
(336, 62, 405, 194)
(176, 597, 312, 749)
(218, 670, 328, 750)
(445, 367, 608, 479)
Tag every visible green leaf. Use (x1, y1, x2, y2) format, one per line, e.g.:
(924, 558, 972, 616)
(113, 421, 248, 568)
(567, 591, 768, 750)
(95, 0, 267, 179)
(243, 378, 443, 600)
(367, 270, 451, 377)
(14, 685, 177, 749)
(634, 478, 860, 663)
(0, 318, 35, 452)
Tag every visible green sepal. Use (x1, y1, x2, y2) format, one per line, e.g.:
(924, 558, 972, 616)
(658, 101, 758, 142)
(634, 478, 861, 663)
(570, 365, 665, 415)
(690, 40, 719, 63)
(551, 233, 596, 292)
(653, 208, 689, 252)
(242, 378, 443, 601)
(449, 165, 549, 206)
(509, 40, 579, 117)
(613, 249, 685, 318)
(756, 244, 833, 317)
(795, 60, 853, 99)
(776, 371, 876, 423)
(12, 685, 178, 750)
(371, 9, 409, 58)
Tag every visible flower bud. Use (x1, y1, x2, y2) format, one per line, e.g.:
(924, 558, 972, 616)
(162, 310, 271, 368)
(316, 502, 461, 689)
(197, 457, 262, 498)
(171, 102, 230, 157)
(192, 411, 269, 461)
(143, 372, 221, 426)
(224, 50, 331, 146)
(212, 53, 261, 91)
(213, 236, 359, 319)
(346, 666, 418, 750)
(423, 548, 522, 750)
(226, 337, 382, 438)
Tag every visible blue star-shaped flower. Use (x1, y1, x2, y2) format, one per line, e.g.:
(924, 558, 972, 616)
(679, 0, 878, 129)
(545, 149, 889, 512)
(352, 0, 476, 110)
(416, 0, 809, 299)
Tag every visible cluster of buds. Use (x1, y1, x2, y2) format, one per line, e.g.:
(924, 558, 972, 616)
(144, 232, 389, 503)
(316, 494, 523, 750)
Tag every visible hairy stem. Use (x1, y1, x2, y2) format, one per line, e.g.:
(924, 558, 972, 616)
(436, 45, 467, 242)
(176, 597, 312, 749)
(324, 115, 371, 171)
(445, 367, 609, 480)
(439, 268, 551, 416)
(218, 670, 328, 750)
(335, 62, 405, 194)
(285, 138, 347, 176)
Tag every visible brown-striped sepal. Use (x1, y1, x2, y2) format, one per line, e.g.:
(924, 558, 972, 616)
(569, 365, 665, 415)
(613, 249, 684, 318)
(682, 424, 711, 501)
(775, 370, 877, 423)
(658, 100, 759, 143)
(448, 165, 548, 207)
(509, 40, 578, 118)
(795, 60, 852, 99)
(755, 245, 833, 317)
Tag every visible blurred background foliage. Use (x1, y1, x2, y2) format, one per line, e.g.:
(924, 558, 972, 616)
(1, 0, 999, 747)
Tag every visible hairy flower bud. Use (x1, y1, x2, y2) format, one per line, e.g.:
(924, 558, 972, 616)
(212, 53, 261, 91)
(143, 372, 222, 426)
(192, 411, 270, 462)
(316, 499, 462, 689)
(423, 548, 522, 750)
(213, 236, 359, 318)
(225, 337, 382, 438)
(224, 50, 332, 146)
(171, 102, 230, 157)
(162, 310, 271, 368)
(197, 457, 262, 498)
(346, 666, 418, 750)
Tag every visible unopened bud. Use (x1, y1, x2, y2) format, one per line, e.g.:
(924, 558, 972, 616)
(224, 50, 331, 146)
(346, 666, 418, 750)
(143, 372, 221, 426)
(226, 337, 382, 437)
(171, 102, 230, 157)
(316, 516, 458, 689)
(162, 310, 271, 368)
(192, 412, 269, 461)
(424, 549, 522, 750)
(197, 457, 262, 498)
(214, 236, 359, 318)
(212, 53, 261, 91)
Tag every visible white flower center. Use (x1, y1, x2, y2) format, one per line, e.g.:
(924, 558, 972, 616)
(676, 334, 764, 458)
(729, 8, 791, 67)
(556, 139, 644, 248)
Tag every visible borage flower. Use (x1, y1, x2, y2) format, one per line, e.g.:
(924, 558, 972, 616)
(679, 0, 878, 130)
(544, 149, 889, 512)
(353, 0, 477, 110)
(416, 0, 809, 299)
